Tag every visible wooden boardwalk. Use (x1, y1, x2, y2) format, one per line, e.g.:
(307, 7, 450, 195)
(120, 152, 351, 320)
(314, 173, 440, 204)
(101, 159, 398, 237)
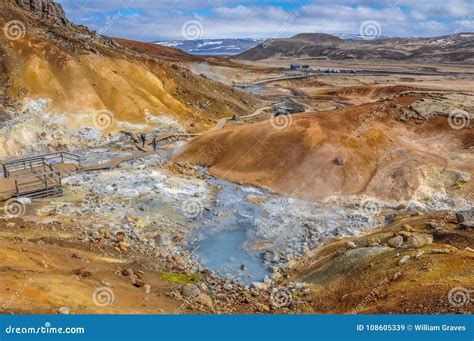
(0, 108, 273, 201)
(0, 152, 81, 201)
(82, 152, 155, 172)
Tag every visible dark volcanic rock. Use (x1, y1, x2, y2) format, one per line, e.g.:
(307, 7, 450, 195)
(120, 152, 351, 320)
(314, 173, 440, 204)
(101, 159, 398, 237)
(456, 208, 474, 223)
(8, 0, 67, 23)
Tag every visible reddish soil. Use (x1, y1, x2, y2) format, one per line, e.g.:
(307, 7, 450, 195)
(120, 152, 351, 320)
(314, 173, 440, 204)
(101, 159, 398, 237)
(175, 92, 473, 202)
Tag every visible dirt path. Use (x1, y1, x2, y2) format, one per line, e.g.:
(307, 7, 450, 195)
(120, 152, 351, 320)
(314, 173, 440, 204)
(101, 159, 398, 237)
(211, 106, 272, 131)
(234, 74, 309, 87)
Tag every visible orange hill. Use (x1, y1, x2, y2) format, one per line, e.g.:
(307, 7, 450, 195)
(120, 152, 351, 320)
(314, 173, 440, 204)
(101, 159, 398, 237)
(175, 94, 473, 202)
(0, 0, 258, 131)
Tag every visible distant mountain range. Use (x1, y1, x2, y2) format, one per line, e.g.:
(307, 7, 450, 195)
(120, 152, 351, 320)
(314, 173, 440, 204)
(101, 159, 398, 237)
(234, 32, 474, 64)
(154, 38, 265, 56)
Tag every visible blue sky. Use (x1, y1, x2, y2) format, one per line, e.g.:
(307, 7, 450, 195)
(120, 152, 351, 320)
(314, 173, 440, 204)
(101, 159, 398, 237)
(56, 0, 474, 41)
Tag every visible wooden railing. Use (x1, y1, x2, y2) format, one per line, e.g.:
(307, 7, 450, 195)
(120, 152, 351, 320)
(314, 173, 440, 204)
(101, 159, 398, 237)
(14, 165, 62, 196)
(1, 151, 81, 178)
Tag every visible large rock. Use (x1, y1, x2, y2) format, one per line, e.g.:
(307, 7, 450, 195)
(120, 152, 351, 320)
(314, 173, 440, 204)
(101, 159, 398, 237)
(407, 233, 433, 248)
(456, 208, 474, 223)
(197, 293, 214, 310)
(387, 235, 404, 248)
(180, 284, 200, 298)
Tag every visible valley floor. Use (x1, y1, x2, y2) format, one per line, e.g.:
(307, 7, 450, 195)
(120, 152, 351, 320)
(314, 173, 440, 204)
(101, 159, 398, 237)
(1, 59, 473, 314)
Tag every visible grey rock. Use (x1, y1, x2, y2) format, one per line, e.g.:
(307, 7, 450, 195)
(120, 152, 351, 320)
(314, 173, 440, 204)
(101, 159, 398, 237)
(180, 284, 200, 298)
(12, 0, 68, 22)
(407, 233, 433, 248)
(398, 255, 411, 265)
(387, 236, 404, 248)
(456, 208, 474, 223)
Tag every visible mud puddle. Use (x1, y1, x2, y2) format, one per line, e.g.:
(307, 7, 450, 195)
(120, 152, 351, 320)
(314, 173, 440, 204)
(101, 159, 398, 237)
(187, 177, 272, 284)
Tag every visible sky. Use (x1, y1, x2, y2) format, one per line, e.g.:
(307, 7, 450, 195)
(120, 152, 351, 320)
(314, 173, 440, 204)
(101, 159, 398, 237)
(56, 0, 474, 41)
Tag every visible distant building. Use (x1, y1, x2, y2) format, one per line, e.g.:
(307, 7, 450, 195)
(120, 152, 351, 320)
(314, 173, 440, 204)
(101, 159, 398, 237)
(290, 64, 301, 70)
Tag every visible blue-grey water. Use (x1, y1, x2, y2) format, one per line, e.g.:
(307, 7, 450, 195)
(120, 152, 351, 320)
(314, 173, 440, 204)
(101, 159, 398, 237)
(188, 177, 272, 284)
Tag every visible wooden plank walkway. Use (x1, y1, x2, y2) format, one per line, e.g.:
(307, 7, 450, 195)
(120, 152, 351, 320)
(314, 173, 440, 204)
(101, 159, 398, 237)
(0, 107, 273, 201)
(82, 152, 155, 171)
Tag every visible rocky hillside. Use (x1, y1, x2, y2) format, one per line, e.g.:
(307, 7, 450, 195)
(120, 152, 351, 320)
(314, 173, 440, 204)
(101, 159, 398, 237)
(0, 0, 258, 155)
(234, 32, 474, 64)
(7, 0, 67, 22)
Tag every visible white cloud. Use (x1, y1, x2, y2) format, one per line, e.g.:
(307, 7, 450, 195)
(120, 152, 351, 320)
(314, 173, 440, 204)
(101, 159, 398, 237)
(56, 0, 474, 40)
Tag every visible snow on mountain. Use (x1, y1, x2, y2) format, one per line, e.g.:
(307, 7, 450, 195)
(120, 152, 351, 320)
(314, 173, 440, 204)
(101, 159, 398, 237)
(153, 38, 265, 55)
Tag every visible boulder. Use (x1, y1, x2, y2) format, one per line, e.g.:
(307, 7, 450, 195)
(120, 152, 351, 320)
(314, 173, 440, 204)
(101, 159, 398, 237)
(180, 284, 200, 298)
(456, 209, 474, 223)
(407, 233, 433, 248)
(197, 293, 214, 309)
(387, 235, 404, 248)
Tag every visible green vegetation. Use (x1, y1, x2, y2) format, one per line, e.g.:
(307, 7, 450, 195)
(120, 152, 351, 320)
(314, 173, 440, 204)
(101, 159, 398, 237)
(160, 272, 199, 284)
